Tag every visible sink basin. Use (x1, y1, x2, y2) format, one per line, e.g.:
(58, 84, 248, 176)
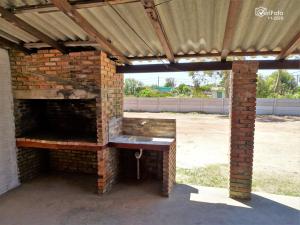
(110, 135, 174, 145)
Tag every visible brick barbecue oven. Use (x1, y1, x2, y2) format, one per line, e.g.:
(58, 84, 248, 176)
(11, 49, 176, 196)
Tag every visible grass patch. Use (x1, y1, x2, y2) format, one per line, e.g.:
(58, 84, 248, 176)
(177, 164, 229, 188)
(176, 164, 300, 197)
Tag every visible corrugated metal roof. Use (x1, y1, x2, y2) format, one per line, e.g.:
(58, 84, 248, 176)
(0, 0, 299, 58)
(17, 12, 89, 41)
(156, 0, 229, 55)
(78, 3, 164, 57)
(229, 0, 300, 52)
(0, 0, 46, 8)
(0, 17, 39, 42)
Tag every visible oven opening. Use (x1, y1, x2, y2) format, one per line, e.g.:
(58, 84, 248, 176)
(15, 99, 97, 142)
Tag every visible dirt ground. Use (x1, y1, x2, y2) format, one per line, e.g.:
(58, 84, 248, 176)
(124, 112, 300, 176)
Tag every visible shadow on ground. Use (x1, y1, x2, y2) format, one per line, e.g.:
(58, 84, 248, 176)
(0, 173, 299, 225)
(256, 115, 300, 123)
(215, 114, 300, 123)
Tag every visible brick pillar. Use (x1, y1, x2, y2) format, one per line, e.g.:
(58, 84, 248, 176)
(96, 52, 121, 194)
(229, 61, 258, 200)
(162, 141, 176, 196)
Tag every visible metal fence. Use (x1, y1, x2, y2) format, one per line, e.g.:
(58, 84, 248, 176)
(124, 98, 300, 116)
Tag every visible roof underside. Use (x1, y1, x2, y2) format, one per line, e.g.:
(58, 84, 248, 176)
(0, 0, 299, 60)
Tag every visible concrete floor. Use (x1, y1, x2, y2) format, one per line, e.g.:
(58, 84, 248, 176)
(0, 174, 299, 225)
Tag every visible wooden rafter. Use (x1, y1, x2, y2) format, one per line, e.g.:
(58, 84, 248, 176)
(11, 0, 139, 14)
(141, 0, 175, 63)
(0, 36, 32, 54)
(24, 40, 99, 48)
(23, 40, 300, 59)
(51, 0, 131, 65)
(221, 0, 242, 61)
(276, 32, 300, 60)
(0, 6, 67, 54)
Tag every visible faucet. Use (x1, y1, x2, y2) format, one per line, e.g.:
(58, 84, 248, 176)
(140, 120, 147, 126)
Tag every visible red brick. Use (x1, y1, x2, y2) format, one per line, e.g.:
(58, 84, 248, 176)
(229, 61, 258, 200)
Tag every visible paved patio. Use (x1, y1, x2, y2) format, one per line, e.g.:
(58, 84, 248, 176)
(0, 174, 299, 225)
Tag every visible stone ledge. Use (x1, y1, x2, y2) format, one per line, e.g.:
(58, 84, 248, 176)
(16, 138, 106, 151)
(14, 90, 98, 100)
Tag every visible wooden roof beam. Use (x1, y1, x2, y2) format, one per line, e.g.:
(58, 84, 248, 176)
(11, 0, 139, 14)
(141, 0, 175, 63)
(116, 60, 300, 73)
(0, 6, 68, 54)
(51, 0, 131, 65)
(221, 0, 242, 61)
(276, 32, 300, 60)
(0, 36, 33, 54)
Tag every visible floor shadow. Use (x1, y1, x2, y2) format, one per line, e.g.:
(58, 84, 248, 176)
(0, 175, 299, 225)
(256, 115, 300, 123)
(215, 114, 300, 123)
(216, 115, 229, 119)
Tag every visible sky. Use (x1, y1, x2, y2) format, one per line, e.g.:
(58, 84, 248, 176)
(124, 56, 300, 86)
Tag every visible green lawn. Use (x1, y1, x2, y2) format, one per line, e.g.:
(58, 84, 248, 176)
(176, 164, 300, 197)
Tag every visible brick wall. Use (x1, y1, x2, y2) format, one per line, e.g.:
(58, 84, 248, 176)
(49, 150, 97, 174)
(10, 49, 124, 188)
(229, 61, 258, 200)
(97, 52, 123, 145)
(17, 149, 98, 181)
(122, 118, 176, 138)
(143, 151, 163, 180)
(14, 100, 40, 137)
(17, 149, 48, 182)
(9, 50, 101, 99)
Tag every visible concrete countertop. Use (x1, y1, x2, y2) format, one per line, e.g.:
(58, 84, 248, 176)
(110, 135, 174, 145)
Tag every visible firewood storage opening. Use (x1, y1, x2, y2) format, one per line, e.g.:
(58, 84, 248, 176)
(109, 117, 177, 196)
(119, 149, 163, 181)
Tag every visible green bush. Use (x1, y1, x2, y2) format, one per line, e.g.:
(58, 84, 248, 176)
(136, 87, 173, 97)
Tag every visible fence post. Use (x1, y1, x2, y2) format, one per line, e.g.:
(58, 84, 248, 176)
(222, 98, 225, 114)
(157, 97, 160, 112)
(137, 97, 140, 112)
(272, 98, 277, 115)
(199, 98, 202, 112)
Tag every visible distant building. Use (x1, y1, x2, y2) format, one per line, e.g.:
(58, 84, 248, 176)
(211, 87, 225, 98)
(154, 86, 174, 93)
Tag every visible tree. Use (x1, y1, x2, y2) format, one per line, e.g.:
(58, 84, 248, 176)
(256, 75, 270, 98)
(265, 70, 297, 96)
(189, 71, 212, 88)
(175, 84, 192, 96)
(219, 70, 230, 98)
(164, 77, 176, 88)
(124, 78, 143, 96)
(256, 70, 298, 98)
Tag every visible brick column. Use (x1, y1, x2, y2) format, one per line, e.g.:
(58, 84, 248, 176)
(229, 61, 258, 200)
(96, 52, 121, 194)
(162, 141, 176, 196)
